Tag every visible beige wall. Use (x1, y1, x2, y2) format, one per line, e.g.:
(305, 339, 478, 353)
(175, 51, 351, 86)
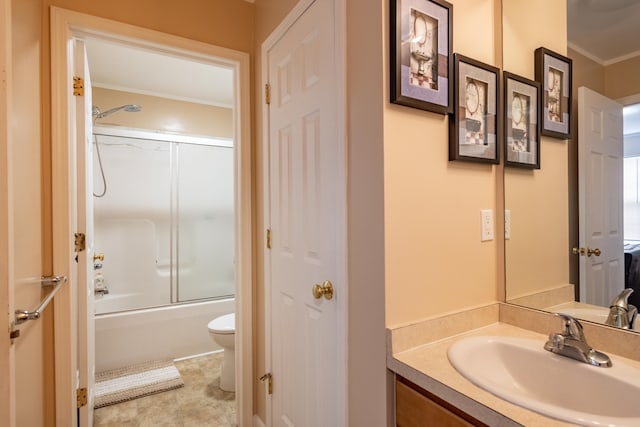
(384, 0, 501, 327)
(92, 87, 233, 138)
(605, 56, 640, 100)
(503, 0, 569, 300)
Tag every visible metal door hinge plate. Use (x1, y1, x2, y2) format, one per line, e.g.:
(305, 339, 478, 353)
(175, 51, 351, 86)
(77, 387, 87, 408)
(266, 229, 271, 249)
(75, 232, 86, 252)
(265, 83, 271, 105)
(73, 76, 84, 97)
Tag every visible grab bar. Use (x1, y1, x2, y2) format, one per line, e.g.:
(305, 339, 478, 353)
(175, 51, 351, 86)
(14, 275, 68, 325)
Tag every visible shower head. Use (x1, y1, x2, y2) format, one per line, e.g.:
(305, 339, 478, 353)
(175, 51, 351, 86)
(92, 104, 142, 119)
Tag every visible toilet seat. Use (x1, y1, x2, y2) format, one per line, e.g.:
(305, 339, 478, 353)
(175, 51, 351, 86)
(208, 313, 235, 335)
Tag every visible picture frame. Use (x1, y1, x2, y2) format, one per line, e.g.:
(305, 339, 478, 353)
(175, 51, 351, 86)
(503, 71, 541, 169)
(449, 53, 500, 164)
(390, 0, 453, 114)
(535, 47, 572, 139)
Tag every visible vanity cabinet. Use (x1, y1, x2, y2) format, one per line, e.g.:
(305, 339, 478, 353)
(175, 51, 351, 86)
(395, 376, 487, 427)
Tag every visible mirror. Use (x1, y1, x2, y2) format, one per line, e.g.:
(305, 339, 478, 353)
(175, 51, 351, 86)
(504, 0, 640, 332)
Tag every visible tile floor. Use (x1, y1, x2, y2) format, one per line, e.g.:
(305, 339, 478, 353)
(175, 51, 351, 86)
(94, 352, 236, 426)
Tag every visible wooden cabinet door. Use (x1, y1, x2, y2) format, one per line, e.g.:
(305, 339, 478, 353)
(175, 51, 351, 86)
(396, 377, 486, 427)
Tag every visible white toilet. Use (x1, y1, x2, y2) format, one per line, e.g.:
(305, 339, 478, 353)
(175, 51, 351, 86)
(208, 313, 235, 392)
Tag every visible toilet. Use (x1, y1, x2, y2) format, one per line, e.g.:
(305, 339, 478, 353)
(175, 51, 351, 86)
(208, 313, 236, 392)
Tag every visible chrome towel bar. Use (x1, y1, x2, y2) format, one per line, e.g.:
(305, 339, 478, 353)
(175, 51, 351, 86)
(14, 275, 68, 325)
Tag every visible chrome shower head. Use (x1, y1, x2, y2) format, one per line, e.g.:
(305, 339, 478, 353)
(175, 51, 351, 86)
(92, 104, 142, 119)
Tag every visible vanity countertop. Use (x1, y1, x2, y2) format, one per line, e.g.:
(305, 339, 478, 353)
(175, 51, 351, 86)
(387, 321, 640, 427)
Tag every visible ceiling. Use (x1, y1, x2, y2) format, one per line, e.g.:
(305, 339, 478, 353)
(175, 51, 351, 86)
(567, 0, 640, 135)
(84, 37, 234, 108)
(567, 0, 640, 65)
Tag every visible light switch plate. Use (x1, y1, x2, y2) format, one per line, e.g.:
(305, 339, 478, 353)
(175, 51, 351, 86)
(505, 209, 511, 240)
(481, 209, 494, 241)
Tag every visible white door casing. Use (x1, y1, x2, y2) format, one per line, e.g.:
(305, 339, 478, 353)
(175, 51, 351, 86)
(578, 86, 624, 306)
(51, 8, 253, 426)
(264, 0, 347, 425)
(74, 38, 96, 426)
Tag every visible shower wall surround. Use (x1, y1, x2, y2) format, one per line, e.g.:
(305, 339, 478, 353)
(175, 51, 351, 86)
(92, 127, 235, 314)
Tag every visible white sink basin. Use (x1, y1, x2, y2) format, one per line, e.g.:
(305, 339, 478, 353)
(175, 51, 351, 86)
(448, 336, 640, 426)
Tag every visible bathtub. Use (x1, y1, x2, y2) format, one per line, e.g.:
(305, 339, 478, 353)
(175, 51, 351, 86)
(94, 297, 234, 371)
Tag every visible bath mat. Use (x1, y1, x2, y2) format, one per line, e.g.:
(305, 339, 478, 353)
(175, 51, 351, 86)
(94, 359, 184, 408)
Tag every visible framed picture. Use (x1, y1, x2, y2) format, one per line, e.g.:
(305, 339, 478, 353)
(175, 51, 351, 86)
(390, 0, 453, 114)
(535, 47, 572, 139)
(503, 71, 541, 169)
(449, 54, 500, 164)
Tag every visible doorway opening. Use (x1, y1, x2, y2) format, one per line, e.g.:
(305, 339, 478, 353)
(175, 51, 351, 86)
(50, 8, 252, 426)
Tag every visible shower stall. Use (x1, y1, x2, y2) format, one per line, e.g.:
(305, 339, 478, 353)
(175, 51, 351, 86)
(92, 125, 235, 370)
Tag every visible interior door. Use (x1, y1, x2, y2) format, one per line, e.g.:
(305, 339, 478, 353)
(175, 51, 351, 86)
(5, 0, 47, 424)
(266, 0, 344, 425)
(578, 86, 624, 306)
(74, 38, 96, 426)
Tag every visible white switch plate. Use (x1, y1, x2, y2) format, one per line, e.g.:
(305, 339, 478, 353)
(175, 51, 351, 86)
(481, 209, 494, 241)
(505, 209, 511, 240)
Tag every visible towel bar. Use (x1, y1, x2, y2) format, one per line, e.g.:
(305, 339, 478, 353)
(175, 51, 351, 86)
(14, 275, 68, 325)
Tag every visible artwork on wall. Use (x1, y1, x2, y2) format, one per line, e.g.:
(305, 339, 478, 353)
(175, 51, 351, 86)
(504, 71, 541, 169)
(535, 47, 572, 139)
(449, 53, 500, 164)
(390, 0, 453, 114)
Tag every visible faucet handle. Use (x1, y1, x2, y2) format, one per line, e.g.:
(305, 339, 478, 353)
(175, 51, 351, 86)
(610, 288, 634, 309)
(555, 313, 586, 341)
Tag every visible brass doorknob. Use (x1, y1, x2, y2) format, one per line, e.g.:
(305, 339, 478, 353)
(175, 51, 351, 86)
(93, 253, 104, 262)
(312, 281, 334, 300)
(587, 248, 601, 257)
(572, 247, 601, 257)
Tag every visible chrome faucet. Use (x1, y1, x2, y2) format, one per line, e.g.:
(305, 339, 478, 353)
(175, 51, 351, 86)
(544, 313, 612, 367)
(606, 288, 637, 330)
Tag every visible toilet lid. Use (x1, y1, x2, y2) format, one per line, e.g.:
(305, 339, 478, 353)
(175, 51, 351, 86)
(208, 313, 235, 334)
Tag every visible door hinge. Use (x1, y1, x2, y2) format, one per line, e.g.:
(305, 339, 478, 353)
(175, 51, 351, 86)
(76, 387, 87, 408)
(75, 232, 86, 252)
(265, 83, 271, 105)
(73, 76, 84, 97)
(9, 322, 20, 343)
(266, 229, 271, 249)
(260, 372, 273, 395)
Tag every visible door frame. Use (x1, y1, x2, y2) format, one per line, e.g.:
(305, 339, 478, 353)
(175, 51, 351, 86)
(260, 0, 347, 425)
(50, 7, 253, 426)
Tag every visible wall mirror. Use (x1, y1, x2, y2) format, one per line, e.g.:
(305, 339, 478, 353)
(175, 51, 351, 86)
(504, 0, 640, 333)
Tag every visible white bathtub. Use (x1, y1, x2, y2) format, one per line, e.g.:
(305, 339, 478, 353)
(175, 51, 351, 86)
(94, 297, 234, 371)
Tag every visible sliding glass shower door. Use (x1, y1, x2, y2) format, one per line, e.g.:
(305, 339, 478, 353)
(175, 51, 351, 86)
(93, 128, 234, 314)
(175, 143, 234, 302)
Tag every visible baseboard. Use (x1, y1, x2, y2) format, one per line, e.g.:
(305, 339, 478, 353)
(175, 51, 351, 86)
(253, 414, 266, 427)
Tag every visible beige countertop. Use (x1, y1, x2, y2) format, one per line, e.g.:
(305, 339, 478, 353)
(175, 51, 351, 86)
(388, 321, 640, 427)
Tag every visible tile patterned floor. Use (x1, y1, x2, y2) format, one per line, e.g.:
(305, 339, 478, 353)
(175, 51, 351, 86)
(94, 352, 236, 427)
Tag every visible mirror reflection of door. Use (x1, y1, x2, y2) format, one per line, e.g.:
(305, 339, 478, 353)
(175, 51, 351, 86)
(577, 87, 624, 307)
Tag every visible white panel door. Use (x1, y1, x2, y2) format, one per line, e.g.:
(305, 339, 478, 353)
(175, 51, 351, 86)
(74, 38, 96, 426)
(266, 0, 344, 425)
(578, 86, 624, 306)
